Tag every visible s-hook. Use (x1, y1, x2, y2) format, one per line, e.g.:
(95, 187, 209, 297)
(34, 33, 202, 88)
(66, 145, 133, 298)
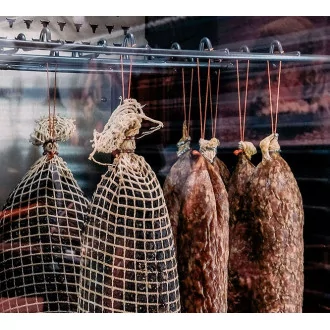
(122, 33, 136, 60)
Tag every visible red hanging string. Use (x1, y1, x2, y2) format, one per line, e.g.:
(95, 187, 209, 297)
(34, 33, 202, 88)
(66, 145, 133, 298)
(267, 60, 282, 134)
(242, 60, 250, 141)
(274, 61, 282, 134)
(120, 55, 125, 99)
(213, 68, 221, 139)
(181, 68, 187, 124)
(236, 60, 243, 141)
(202, 59, 211, 139)
(267, 60, 274, 134)
(187, 68, 194, 137)
(128, 56, 133, 99)
(46, 63, 51, 136)
(52, 64, 57, 139)
(197, 59, 203, 139)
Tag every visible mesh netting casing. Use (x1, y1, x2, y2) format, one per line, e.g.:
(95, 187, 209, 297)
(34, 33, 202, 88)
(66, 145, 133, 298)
(0, 153, 89, 313)
(78, 153, 181, 313)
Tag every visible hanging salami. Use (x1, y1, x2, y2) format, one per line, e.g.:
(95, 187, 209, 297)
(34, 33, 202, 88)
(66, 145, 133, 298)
(0, 115, 89, 313)
(227, 141, 257, 312)
(243, 133, 304, 312)
(78, 98, 181, 313)
(164, 63, 229, 312)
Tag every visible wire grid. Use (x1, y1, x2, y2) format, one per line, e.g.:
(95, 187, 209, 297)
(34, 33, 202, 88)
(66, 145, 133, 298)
(78, 153, 181, 313)
(0, 154, 89, 313)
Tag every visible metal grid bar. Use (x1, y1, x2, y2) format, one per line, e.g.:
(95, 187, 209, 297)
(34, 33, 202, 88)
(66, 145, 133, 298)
(0, 38, 330, 74)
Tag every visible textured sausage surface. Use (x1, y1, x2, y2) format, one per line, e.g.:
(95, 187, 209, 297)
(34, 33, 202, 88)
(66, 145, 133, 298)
(213, 156, 231, 190)
(78, 153, 181, 313)
(227, 152, 256, 312)
(0, 155, 88, 313)
(163, 151, 191, 245)
(164, 150, 229, 312)
(244, 149, 304, 312)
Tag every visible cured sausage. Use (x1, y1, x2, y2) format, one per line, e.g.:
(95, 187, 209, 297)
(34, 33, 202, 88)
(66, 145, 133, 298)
(78, 98, 181, 313)
(164, 136, 229, 312)
(227, 141, 257, 312)
(0, 116, 88, 313)
(244, 133, 304, 313)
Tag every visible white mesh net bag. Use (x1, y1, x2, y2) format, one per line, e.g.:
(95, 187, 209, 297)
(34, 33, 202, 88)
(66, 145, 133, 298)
(0, 115, 89, 313)
(78, 98, 181, 313)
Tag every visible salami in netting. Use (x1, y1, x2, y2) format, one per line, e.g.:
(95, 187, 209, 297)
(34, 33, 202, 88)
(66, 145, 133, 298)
(227, 141, 257, 312)
(0, 116, 89, 313)
(164, 136, 229, 312)
(78, 98, 181, 313)
(244, 133, 304, 312)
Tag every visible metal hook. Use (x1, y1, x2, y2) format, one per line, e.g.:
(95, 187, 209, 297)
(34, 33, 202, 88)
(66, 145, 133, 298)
(269, 40, 284, 54)
(169, 42, 183, 62)
(122, 33, 136, 60)
(171, 42, 181, 50)
(199, 37, 213, 51)
(123, 33, 136, 48)
(240, 45, 250, 53)
(144, 44, 155, 61)
(39, 20, 51, 42)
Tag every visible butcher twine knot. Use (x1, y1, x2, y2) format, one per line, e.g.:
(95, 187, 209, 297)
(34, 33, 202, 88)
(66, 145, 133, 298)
(177, 121, 191, 157)
(89, 98, 163, 165)
(199, 137, 220, 164)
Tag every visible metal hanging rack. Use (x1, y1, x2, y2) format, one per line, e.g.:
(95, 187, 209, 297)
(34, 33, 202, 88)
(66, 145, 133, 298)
(0, 23, 330, 74)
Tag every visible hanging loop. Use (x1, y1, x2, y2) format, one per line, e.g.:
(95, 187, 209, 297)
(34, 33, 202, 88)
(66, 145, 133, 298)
(171, 42, 181, 50)
(170, 42, 182, 62)
(199, 37, 213, 51)
(122, 33, 136, 60)
(240, 45, 250, 53)
(269, 40, 284, 54)
(123, 33, 136, 48)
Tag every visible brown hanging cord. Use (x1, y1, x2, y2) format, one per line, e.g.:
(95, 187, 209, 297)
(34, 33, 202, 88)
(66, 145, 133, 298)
(52, 64, 57, 139)
(187, 68, 194, 137)
(213, 68, 221, 139)
(274, 61, 282, 134)
(207, 61, 214, 137)
(120, 55, 133, 99)
(128, 56, 133, 99)
(197, 58, 203, 139)
(120, 55, 125, 99)
(267, 61, 274, 134)
(181, 68, 187, 125)
(236, 60, 250, 142)
(267, 60, 282, 134)
(46, 63, 52, 136)
(236, 60, 243, 141)
(242, 60, 250, 142)
(202, 59, 211, 139)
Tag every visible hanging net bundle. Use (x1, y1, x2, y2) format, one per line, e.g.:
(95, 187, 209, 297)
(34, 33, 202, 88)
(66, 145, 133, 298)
(78, 98, 181, 313)
(0, 115, 89, 313)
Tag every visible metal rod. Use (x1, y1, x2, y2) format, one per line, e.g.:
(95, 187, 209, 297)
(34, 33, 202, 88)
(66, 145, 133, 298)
(0, 37, 329, 76)
(0, 54, 233, 72)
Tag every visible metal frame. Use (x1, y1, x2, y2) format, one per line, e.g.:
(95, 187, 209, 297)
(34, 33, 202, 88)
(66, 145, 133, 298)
(0, 33, 329, 74)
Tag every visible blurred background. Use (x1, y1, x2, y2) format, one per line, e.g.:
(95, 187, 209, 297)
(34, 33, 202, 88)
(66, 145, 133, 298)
(0, 16, 329, 312)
